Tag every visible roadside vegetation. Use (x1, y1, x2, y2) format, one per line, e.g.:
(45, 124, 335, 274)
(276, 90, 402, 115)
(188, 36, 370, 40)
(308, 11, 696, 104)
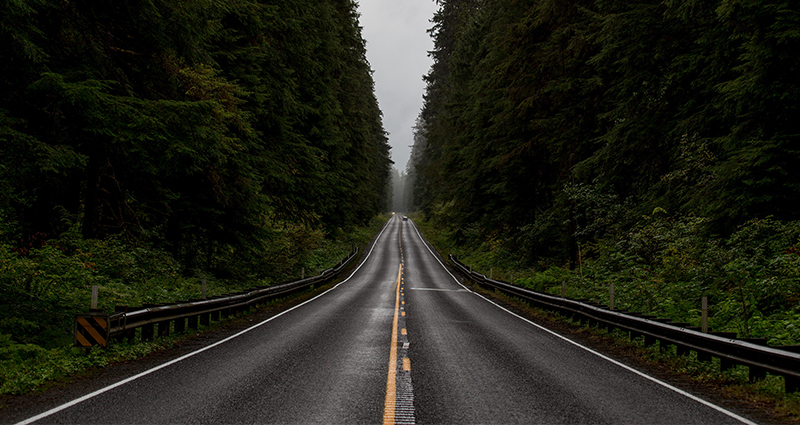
(414, 214, 800, 421)
(403, 0, 800, 411)
(1, 0, 393, 398)
(418, 213, 800, 345)
(0, 214, 388, 396)
(406, 0, 800, 339)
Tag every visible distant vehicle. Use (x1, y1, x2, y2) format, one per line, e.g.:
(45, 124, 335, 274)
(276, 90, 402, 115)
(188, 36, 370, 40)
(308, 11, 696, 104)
(403, 216, 408, 221)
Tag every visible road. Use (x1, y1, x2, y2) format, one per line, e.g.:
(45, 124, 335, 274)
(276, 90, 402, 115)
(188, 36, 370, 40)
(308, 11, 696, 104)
(10, 215, 758, 424)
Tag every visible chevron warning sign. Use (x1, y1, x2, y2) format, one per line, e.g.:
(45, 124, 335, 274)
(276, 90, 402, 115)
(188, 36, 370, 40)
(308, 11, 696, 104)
(74, 313, 110, 348)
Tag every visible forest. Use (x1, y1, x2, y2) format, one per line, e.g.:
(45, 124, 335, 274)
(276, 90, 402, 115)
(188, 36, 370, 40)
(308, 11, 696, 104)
(409, 0, 800, 343)
(0, 0, 391, 385)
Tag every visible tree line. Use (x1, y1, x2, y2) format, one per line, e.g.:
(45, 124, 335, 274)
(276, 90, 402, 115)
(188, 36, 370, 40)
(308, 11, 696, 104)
(0, 0, 392, 271)
(409, 0, 800, 267)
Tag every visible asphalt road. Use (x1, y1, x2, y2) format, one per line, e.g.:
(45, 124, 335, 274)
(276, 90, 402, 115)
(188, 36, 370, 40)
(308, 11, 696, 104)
(8, 215, 759, 424)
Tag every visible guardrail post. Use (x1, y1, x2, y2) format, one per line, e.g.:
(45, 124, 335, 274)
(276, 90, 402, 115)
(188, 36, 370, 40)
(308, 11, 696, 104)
(200, 312, 210, 326)
(158, 320, 171, 338)
(786, 376, 800, 393)
(91, 285, 99, 310)
(609, 283, 614, 310)
(188, 314, 199, 330)
(141, 304, 155, 341)
(141, 323, 154, 341)
(742, 338, 768, 381)
(701, 296, 708, 333)
(175, 316, 186, 334)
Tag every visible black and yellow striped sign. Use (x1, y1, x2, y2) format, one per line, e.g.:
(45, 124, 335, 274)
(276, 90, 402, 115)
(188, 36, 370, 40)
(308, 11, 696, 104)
(74, 313, 110, 348)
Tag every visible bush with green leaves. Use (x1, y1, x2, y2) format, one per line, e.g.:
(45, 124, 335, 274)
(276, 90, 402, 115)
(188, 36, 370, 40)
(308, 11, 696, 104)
(420, 208, 800, 346)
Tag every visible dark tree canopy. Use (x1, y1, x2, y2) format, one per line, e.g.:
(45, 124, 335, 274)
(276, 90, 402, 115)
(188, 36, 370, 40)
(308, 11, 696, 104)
(408, 0, 800, 265)
(0, 0, 392, 270)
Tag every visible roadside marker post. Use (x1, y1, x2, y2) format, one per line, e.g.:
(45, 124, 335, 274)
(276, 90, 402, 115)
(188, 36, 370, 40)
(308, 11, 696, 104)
(91, 285, 99, 309)
(609, 283, 615, 310)
(701, 296, 709, 333)
(74, 311, 110, 348)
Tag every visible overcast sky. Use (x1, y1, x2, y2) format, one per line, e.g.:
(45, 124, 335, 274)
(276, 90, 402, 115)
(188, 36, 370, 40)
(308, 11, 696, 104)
(357, 0, 440, 173)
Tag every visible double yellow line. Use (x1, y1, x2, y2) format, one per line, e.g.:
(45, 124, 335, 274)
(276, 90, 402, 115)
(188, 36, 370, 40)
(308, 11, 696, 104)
(383, 263, 403, 425)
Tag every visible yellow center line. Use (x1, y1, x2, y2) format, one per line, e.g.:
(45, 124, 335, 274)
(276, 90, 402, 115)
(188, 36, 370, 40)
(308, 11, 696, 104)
(383, 263, 402, 425)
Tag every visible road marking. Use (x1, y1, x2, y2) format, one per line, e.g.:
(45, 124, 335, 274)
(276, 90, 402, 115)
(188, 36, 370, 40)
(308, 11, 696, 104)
(384, 263, 402, 425)
(403, 358, 411, 371)
(408, 287, 468, 292)
(406, 219, 758, 425)
(15, 217, 398, 425)
(401, 328, 407, 335)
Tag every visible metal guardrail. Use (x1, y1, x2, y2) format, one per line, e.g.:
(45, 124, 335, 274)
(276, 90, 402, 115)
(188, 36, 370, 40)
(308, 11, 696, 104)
(76, 248, 359, 348)
(449, 255, 800, 393)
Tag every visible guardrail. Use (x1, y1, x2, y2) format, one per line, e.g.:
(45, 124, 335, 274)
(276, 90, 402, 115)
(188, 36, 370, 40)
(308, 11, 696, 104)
(448, 255, 800, 393)
(75, 248, 360, 348)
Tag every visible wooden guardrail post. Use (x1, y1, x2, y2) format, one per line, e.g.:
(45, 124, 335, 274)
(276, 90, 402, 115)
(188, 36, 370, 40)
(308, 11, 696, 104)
(609, 283, 614, 310)
(91, 285, 99, 310)
(786, 377, 800, 393)
(158, 320, 171, 338)
(741, 338, 768, 381)
(141, 324, 154, 341)
(175, 316, 186, 334)
(171, 302, 186, 334)
(141, 304, 155, 341)
(701, 296, 708, 333)
(188, 313, 199, 330)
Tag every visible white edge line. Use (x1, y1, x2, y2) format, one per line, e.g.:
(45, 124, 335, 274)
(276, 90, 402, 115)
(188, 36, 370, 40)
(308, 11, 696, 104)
(407, 219, 759, 425)
(16, 217, 396, 425)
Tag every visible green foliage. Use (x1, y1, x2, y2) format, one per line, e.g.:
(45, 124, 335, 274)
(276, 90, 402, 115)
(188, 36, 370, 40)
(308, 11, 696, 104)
(0, 213, 386, 395)
(419, 208, 800, 346)
(409, 0, 800, 347)
(0, 331, 186, 395)
(0, 0, 392, 394)
(410, 0, 800, 266)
